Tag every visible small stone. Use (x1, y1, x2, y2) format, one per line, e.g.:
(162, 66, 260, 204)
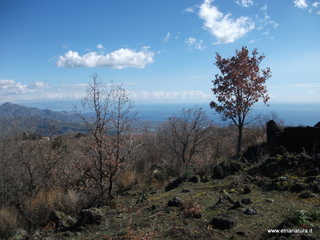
(244, 207, 257, 215)
(167, 197, 184, 207)
(279, 176, 287, 181)
(181, 189, 190, 193)
(266, 198, 274, 203)
(290, 183, 305, 192)
(136, 193, 147, 204)
(233, 201, 242, 208)
(62, 231, 72, 237)
(241, 198, 252, 205)
(236, 231, 247, 236)
(148, 205, 157, 211)
(243, 185, 252, 194)
(188, 175, 200, 183)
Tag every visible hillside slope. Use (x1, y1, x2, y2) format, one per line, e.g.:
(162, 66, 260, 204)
(0, 102, 85, 136)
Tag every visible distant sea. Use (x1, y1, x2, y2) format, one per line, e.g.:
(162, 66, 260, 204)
(22, 101, 320, 127)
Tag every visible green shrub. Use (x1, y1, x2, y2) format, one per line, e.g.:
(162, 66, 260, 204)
(289, 210, 312, 225)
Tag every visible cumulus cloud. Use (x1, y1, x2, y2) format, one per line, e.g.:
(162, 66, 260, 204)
(0, 80, 47, 95)
(185, 37, 206, 50)
(198, 0, 254, 44)
(294, 0, 308, 8)
(57, 47, 155, 69)
(235, 0, 254, 8)
(0, 80, 29, 94)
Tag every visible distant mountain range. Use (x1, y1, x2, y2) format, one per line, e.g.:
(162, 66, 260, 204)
(0, 102, 85, 137)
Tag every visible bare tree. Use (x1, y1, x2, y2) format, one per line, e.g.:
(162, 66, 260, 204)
(80, 73, 136, 199)
(159, 107, 212, 174)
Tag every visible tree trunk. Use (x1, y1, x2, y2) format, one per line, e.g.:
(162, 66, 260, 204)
(237, 124, 243, 156)
(108, 176, 113, 199)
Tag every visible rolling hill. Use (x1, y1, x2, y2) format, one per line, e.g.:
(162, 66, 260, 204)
(0, 102, 85, 137)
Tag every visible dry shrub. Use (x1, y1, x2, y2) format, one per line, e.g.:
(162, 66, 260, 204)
(0, 207, 20, 238)
(182, 199, 203, 218)
(24, 188, 79, 226)
(116, 169, 138, 192)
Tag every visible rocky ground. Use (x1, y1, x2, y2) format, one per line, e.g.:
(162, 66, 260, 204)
(7, 157, 320, 240)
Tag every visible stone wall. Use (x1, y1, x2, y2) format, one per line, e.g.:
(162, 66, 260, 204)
(267, 120, 320, 155)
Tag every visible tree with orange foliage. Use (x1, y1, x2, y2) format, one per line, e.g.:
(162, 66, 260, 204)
(210, 47, 271, 155)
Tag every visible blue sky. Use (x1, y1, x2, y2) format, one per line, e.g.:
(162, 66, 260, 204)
(0, 0, 319, 104)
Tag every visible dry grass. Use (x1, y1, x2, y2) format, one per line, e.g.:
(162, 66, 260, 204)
(116, 169, 138, 192)
(24, 188, 79, 226)
(0, 207, 20, 238)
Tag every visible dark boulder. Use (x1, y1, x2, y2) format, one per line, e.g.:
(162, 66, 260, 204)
(77, 208, 105, 225)
(242, 143, 269, 163)
(241, 198, 252, 205)
(243, 185, 252, 194)
(210, 214, 237, 230)
(299, 191, 317, 199)
(48, 210, 76, 229)
(212, 160, 243, 179)
(289, 183, 305, 193)
(165, 177, 186, 191)
(167, 197, 184, 207)
(188, 175, 200, 183)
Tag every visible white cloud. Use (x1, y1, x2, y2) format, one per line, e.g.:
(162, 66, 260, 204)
(290, 83, 320, 87)
(294, 0, 308, 8)
(57, 47, 155, 69)
(185, 37, 206, 50)
(236, 0, 254, 8)
(163, 32, 171, 42)
(96, 44, 104, 49)
(198, 0, 254, 44)
(0, 80, 47, 95)
(257, 3, 279, 34)
(184, 7, 195, 13)
(0, 79, 29, 94)
(313, 1, 320, 7)
(129, 90, 211, 102)
(186, 37, 196, 45)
